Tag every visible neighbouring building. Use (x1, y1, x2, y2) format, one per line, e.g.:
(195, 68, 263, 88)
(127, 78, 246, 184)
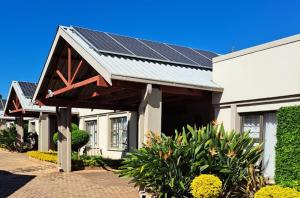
(0, 98, 14, 130)
(27, 25, 299, 178)
(212, 34, 300, 179)
(4, 81, 78, 151)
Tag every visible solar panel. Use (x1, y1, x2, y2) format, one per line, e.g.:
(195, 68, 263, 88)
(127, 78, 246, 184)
(73, 26, 218, 69)
(193, 49, 218, 60)
(73, 27, 133, 55)
(168, 44, 212, 67)
(140, 40, 196, 65)
(108, 33, 168, 60)
(18, 82, 37, 98)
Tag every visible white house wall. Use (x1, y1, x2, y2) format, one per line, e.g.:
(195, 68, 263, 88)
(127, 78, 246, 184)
(213, 36, 300, 129)
(213, 37, 300, 104)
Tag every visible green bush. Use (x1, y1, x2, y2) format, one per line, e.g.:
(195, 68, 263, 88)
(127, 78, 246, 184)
(0, 126, 17, 151)
(276, 106, 300, 190)
(190, 174, 222, 198)
(254, 185, 300, 198)
(119, 124, 263, 197)
(53, 123, 90, 153)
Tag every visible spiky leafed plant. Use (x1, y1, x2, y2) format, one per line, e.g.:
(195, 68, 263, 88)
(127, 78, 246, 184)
(119, 131, 208, 197)
(193, 124, 264, 197)
(119, 124, 263, 197)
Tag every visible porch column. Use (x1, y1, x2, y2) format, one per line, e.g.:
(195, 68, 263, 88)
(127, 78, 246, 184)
(15, 117, 24, 146)
(230, 104, 240, 131)
(38, 113, 50, 152)
(138, 85, 162, 148)
(56, 107, 72, 172)
(0, 119, 7, 130)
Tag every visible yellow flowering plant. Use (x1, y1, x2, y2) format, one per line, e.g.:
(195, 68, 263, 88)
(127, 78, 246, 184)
(254, 185, 300, 198)
(191, 174, 222, 198)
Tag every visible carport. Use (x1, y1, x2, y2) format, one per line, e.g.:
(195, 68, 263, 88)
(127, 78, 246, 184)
(33, 26, 223, 172)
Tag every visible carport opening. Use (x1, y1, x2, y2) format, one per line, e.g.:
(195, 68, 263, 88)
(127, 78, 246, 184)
(162, 91, 213, 136)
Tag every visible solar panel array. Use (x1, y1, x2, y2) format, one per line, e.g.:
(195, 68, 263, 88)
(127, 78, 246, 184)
(18, 82, 37, 98)
(73, 26, 218, 69)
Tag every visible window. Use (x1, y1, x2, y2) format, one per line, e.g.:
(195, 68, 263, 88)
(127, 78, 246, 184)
(241, 112, 277, 179)
(241, 114, 262, 145)
(85, 120, 98, 147)
(110, 117, 128, 150)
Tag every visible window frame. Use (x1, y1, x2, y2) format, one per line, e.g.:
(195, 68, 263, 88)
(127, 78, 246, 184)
(108, 115, 129, 151)
(85, 120, 98, 148)
(240, 111, 277, 143)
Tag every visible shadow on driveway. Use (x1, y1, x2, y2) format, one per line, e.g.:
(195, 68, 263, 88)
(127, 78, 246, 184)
(0, 170, 35, 198)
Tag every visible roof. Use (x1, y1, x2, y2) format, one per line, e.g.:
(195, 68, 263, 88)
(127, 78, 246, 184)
(4, 81, 56, 115)
(0, 99, 6, 111)
(72, 26, 218, 69)
(213, 33, 300, 63)
(33, 26, 223, 101)
(18, 82, 37, 98)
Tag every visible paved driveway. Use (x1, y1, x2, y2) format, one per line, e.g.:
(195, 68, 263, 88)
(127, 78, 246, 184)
(0, 150, 138, 198)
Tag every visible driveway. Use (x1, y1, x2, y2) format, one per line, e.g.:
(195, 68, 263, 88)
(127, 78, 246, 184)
(0, 150, 138, 198)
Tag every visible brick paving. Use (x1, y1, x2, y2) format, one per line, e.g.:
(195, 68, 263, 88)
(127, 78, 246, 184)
(0, 150, 139, 198)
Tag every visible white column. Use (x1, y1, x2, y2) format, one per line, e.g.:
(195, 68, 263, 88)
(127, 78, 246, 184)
(138, 85, 162, 148)
(15, 117, 24, 146)
(230, 104, 240, 131)
(38, 113, 50, 152)
(57, 107, 72, 172)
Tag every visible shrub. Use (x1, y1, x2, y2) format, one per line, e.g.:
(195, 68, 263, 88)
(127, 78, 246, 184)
(120, 131, 209, 197)
(276, 106, 300, 190)
(27, 151, 57, 163)
(71, 130, 90, 152)
(119, 124, 263, 197)
(190, 174, 222, 198)
(71, 153, 104, 167)
(0, 126, 17, 151)
(254, 185, 300, 198)
(53, 123, 90, 153)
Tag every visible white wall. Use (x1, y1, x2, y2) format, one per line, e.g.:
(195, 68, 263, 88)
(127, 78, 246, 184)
(213, 36, 300, 128)
(213, 37, 300, 104)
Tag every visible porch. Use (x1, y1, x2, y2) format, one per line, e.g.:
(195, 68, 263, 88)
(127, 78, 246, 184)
(33, 26, 222, 172)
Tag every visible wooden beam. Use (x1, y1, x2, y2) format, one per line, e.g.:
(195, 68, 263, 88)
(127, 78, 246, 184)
(56, 69, 69, 87)
(161, 86, 204, 96)
(112, 80, 145, 90)
(70, 60, 83, 84)
(10, 108, 25, 113)
(68, 47, 71, 84)
(46, 75, 109, 98)
(12, 99, 19, 110)
(40, 98, 137, 111)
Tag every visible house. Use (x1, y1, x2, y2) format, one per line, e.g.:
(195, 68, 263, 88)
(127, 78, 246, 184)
(31, 25, 300, 178)
(32, 25, 221, 172)
(212, 34, 300, 179)
(4, 81, 78, 150)
(0, 97, 14, 130)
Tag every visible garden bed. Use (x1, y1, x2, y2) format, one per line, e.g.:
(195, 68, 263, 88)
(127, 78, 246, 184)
(26, 150, 122, 171)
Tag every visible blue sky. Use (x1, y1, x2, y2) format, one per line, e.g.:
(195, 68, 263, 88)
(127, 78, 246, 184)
(0, 0, 300, 97)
